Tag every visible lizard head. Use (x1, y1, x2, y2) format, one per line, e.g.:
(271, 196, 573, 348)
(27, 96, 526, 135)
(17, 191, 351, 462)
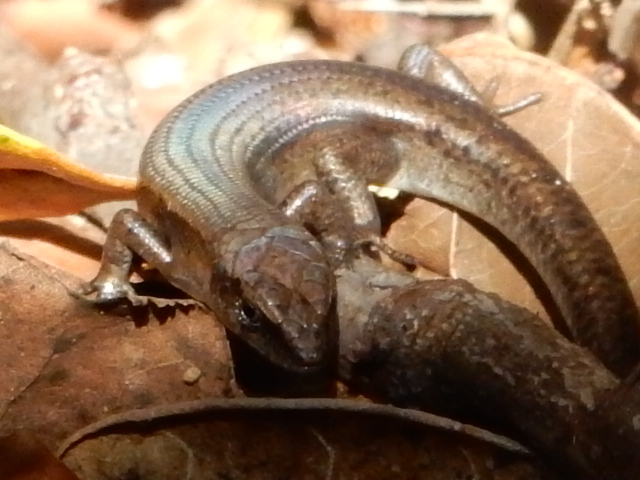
(214, 225, 335, 373)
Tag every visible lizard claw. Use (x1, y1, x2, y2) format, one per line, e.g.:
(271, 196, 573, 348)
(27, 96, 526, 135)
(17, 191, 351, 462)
(358, 235, 424, 269)
(76, 279, 148, 307)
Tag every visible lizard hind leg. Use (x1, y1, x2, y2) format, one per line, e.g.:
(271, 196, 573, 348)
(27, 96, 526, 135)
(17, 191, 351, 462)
(277, 124, 423, 270)
(279, 179, 421, 271)
(355, 234, 421, 270)
(279, 179, 359, 268)
(398, 43, 542, 116)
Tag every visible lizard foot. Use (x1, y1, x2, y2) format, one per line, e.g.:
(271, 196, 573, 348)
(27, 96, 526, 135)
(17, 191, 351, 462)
(75, 278, 148, 307)
(359, 235, 422, 269)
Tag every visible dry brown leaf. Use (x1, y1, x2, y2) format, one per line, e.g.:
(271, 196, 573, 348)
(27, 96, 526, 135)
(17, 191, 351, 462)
(0, 124, 136, 221)
(0, 432, 80, 480)
(60, 414, 542, 480)
(0, 243, 235, 445)
(0, 244, 550, 480)
(387, 33, 640, 322)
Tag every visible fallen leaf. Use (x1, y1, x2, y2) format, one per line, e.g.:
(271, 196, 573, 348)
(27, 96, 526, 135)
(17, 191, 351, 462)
(0, 124, 136, 221)
(387, 33, 640, 322)
(0, 432, 79, 480)
(60, 409, 544, 480)
(0, 244, 551, 480)
(0, 242, 234, 447)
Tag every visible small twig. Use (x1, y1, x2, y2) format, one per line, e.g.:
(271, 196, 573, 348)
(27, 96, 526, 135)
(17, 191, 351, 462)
(607, 0, 640, 60)
(333, 0, 496, 17)
(548, 0, 614, 62)
(548, 0, 592, 62)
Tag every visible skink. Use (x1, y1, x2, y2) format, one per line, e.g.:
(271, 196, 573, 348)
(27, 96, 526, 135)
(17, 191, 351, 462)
(86, 46, 640, 377)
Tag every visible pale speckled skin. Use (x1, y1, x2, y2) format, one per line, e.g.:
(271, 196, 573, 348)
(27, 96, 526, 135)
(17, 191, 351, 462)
(94, 58, 638, 377)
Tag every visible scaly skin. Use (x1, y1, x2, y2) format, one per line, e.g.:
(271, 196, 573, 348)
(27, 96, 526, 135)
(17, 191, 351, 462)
(89, 55, 639, 377)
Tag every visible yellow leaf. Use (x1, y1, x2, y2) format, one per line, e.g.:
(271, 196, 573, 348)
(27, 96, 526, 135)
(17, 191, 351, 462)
(0, 124, 136, 221)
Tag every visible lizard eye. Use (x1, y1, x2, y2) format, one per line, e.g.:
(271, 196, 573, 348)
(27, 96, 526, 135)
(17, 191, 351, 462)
(239, 300, 263, 329)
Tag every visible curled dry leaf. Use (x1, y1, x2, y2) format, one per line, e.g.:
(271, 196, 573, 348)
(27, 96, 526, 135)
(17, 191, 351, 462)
(386, 33, 640, 323)
(0, 124, 136, 221)
(60, 413, 542, 480)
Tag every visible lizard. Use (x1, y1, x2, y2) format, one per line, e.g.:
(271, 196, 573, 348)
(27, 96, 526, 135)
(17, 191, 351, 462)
(83, 44, 640, 378)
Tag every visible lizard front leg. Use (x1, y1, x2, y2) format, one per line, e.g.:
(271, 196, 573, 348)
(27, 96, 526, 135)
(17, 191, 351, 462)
(83, 208, 171, 304)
